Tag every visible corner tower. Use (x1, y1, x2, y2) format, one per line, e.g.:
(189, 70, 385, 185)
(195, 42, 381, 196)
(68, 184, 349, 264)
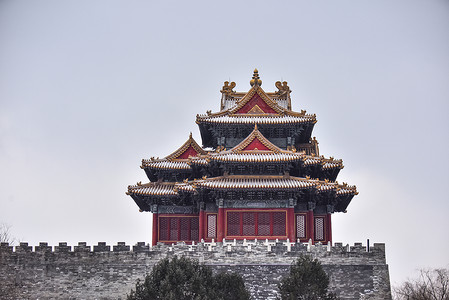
(127, 70, 357, 245)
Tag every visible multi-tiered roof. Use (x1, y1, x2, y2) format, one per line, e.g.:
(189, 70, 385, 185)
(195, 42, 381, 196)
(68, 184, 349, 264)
(127, 70, 357, 245)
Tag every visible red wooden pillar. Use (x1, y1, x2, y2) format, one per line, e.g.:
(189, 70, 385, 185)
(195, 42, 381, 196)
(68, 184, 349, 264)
(217, 200, 224, 242)
(287, 207, 295, 241)
(327, 213, 332, 245)
(307, 209, 314, 244)
(151, 205, 158, 246)
(198, 203, 205, 242)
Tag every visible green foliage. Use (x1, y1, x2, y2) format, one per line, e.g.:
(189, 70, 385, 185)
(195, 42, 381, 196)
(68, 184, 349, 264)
(214, 272, 251, 300)
(278, 255, 338, 300)
(127, 256, 250, 300)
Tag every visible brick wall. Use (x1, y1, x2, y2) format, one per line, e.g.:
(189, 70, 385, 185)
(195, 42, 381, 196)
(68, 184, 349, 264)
(0, 240, 391, 299)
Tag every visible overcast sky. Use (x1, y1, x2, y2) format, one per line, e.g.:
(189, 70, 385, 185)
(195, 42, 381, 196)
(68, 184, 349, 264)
(1, 0, 448, 287)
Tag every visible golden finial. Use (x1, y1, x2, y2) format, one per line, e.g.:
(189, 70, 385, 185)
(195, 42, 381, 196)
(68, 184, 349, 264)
(250, 69, 262, 87)
(189, 132, 192, 139)
(254, 123, 258, 130)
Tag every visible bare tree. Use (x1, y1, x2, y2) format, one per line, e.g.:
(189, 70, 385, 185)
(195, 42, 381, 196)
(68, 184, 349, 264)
(394, 268, 449, 300)
(0, 222, 16, 244)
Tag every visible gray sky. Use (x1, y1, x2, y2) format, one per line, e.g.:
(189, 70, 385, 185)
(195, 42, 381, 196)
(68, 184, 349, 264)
(1, 0, 448, 287)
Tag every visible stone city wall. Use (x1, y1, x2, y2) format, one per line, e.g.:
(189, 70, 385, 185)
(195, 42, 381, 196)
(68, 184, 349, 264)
(0, 240, 391, 300)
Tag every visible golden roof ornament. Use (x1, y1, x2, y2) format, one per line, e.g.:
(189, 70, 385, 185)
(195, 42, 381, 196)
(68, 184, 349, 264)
(275, 81, 291, 96)
(220, 81, 236, 96)
(250, 69, 262, 87)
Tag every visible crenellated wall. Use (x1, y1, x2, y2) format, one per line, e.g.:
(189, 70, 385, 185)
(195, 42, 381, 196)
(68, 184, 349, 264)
(0, 240, 391, 300)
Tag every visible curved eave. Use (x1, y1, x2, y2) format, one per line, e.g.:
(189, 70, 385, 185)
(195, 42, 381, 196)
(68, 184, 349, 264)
(175, 182, 197, 193)
(187, 157, 209, 166)
(208, 152, 343, 171)
(335, 194, 355, 212)
(141, 160, 192, 170)
(210, 153, 302, 163)
(127, 183, 181, 211)
(197, 123, 215, 148)
(193, 176, 318, 191)
(127, 183, 179, 197)
(129, 194, 150, 211)
(126, 178, 357, 212)
(141, 161, 191, 172)
(196, 114, 316, 125)
(322, 162, 344, 170)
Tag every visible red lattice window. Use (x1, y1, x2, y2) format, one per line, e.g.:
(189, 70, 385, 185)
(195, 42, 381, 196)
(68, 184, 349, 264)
(227, 212, 240, 236)
(272, 212, 286, 236)
(242, 212, 256, 236)
(180, 218, 190, 241)
(158, 216, 199, 242)
(296, 214, 306, 239)
(170, 218, 178, 241)
(226, 210, 286, 237)
(207, 214, 217, 238)
(314, 217, 325, 241)
(159, 218, 169, 241)
(190, 218, 199, 241)
(257, 212, 270, 236)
